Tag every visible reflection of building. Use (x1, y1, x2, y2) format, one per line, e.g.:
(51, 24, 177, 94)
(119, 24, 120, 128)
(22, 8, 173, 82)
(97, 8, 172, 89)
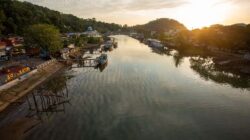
(65, 26, 102, 38)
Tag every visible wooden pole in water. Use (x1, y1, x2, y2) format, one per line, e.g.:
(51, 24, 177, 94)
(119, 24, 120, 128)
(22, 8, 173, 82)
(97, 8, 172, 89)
(32, 92, 39, 113)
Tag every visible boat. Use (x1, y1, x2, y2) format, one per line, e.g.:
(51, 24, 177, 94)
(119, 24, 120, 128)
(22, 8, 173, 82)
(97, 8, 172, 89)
(96, 54, 108, 65)
(147, 39, 164, 48)
(103, 42, 113, 50)
(103, 38, 118, 50)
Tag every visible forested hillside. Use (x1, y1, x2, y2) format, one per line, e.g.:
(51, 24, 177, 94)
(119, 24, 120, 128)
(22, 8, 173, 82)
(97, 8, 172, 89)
(191, 24, 250, 51)
(132, 18, 187, 33)
(0, 0, 122, 36)
(132, 18, 250, 52)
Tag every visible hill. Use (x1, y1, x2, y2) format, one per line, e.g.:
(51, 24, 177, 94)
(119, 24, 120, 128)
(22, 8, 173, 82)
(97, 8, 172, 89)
(0, 0, 122, 36)
(191, 24, 250, 51)
(132, 18, 187, 34)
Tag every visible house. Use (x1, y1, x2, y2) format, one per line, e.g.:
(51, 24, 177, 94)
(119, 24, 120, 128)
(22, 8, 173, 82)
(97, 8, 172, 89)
(164, 29, 180, 37)
(60, 48, 70, 60)
(0, 41, 7, 57)
(150, 31, 156, 36)
(82, 26, 101, 38)
(129, 32, 138, 37)
(0, 65, 31, 85)
(67, 44, 75, 49)
(244, 53, 250, 60)
(3, 37, 24, 47)
(65, 32, 81, 38)
(1, 37, 25, 57)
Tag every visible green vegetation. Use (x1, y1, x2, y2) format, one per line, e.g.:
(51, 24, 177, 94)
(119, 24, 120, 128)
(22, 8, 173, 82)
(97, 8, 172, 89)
(191, 24, 250, 51)
(74, 37, 86, 47)
(63, 35, 103, 48)
(132, 18, 187, 38)
(24, 24, 62, 53)
(87, 37, 103, 44)
(63, 35, 86, 48)
(133, 18, 250, 53)
(0, 0, 122, 35)
(190, 57, 250, 88)
(0, 10, 6, 36)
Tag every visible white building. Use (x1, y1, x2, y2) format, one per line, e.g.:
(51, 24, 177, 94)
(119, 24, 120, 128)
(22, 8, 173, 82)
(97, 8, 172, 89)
(82, 26, 101, 38)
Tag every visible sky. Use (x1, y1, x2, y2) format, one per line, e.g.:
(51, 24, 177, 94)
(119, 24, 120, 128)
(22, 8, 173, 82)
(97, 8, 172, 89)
(21, 0, 250, 29)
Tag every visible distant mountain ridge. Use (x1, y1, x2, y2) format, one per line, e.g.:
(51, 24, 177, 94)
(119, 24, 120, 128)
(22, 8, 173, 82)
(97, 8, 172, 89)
(132, 18, 187, 33)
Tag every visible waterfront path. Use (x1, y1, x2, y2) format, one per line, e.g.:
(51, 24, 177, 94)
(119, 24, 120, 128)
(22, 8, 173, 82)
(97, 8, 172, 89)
(0, 61, 64, 112)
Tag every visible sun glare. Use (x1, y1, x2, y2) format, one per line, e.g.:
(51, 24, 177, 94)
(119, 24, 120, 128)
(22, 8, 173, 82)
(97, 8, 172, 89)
(177, 0, 232, 29)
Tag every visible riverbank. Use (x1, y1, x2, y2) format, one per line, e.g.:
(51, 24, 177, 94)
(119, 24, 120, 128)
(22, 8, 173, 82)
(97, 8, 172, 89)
(0, 60, 65, 112)
(0, 35, 250, 140)
(135, 37, 250, 75)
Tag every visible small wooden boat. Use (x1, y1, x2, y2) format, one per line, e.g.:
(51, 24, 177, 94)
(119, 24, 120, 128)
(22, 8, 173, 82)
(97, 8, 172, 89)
(103, 43, 113, 50)
(96, 54, 108, 65)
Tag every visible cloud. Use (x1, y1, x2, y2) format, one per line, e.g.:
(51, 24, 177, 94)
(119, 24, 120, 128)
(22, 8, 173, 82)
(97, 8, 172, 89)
(126, 0, 188, 10)
(22, 0, 187, 15)
(212, 0, 250, 5)
(20, 0, 250, 26)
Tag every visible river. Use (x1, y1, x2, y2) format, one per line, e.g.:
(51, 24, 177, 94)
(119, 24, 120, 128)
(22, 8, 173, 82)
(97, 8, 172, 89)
(0, 35, 250, 140)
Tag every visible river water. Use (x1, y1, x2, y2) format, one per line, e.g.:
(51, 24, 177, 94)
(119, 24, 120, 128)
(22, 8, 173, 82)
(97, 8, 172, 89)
(0, 35, 250, 140)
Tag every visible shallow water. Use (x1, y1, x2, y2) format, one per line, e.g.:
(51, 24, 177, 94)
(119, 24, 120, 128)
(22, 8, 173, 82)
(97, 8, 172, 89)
(0, 35, 250, 140)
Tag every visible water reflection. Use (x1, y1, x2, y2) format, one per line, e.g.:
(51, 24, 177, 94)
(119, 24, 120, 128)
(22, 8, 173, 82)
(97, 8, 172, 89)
(1, 35, 250, 140)
(0, 74, 71, 140)
(150, 47, 171, 56)
(26, 77, 70, 120)
(190, 57, 250, 89)
(172, 52, 185, 67)
(150, 47, 184, 67)
(95, 62, 108, 72)
(143, 41, 250, 89)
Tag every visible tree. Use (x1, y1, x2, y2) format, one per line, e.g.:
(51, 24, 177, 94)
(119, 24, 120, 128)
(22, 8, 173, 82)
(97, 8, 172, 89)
(24, 24, 62, 54)
(0, 10, 6, 36)
(0, 0, 122, 35)
(75, 37, 86, 47)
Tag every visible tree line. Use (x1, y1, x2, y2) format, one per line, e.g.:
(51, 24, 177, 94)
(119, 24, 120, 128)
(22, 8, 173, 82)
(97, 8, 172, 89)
(132, 18, 250, 53)
(0, 0, 122, 36)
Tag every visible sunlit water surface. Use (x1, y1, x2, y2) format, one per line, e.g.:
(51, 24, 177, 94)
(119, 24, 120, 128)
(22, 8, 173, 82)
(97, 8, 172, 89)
(0, 35, 250, 140)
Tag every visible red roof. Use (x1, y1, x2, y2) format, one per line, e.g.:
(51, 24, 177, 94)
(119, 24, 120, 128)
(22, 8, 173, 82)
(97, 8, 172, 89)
(1, 37, 23, 47)
(0, 65, 28, 74)
(0, 41, 6, 49)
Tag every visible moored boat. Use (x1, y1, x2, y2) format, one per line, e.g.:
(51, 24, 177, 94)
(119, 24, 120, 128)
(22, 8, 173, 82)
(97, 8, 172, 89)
(96, 54, 108, 65)
(147, 39, 164, 48)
